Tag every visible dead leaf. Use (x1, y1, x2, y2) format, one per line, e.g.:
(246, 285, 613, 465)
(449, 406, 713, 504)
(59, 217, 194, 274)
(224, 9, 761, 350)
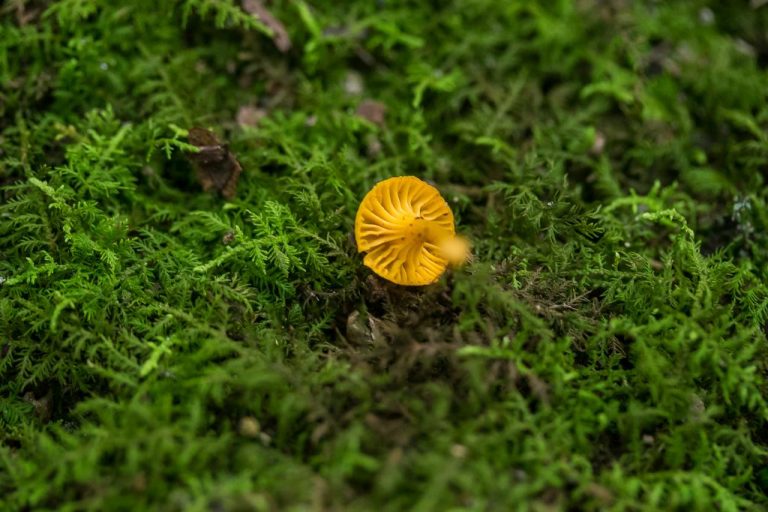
(186, 127, 243, 199)
(585, 483, 614, 506)
(6, 0, 41, 26)
(356, 99, 386, 126)
(242, 0, 292, 53)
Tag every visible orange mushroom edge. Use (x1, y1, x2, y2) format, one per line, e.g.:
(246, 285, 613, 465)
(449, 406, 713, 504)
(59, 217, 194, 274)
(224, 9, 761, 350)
(354, 176, 472, 286)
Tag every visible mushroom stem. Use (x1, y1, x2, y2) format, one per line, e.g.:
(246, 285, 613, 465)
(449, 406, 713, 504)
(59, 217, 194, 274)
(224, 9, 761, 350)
(437, 235, 472, 267)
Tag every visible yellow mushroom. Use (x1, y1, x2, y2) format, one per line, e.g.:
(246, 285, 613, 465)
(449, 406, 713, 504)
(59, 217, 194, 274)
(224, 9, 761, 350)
(354, 176, 471, 286)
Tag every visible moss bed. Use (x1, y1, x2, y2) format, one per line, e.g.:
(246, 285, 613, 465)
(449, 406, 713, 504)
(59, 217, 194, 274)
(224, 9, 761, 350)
(2, 1, 768, 510)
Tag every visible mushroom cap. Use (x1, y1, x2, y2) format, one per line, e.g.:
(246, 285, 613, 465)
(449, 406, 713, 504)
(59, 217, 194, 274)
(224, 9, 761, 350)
(355, 176, 458, 286)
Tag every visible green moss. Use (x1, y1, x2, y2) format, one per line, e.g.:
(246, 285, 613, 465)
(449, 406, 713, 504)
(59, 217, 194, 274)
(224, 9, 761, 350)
(2, 1, 768, 510)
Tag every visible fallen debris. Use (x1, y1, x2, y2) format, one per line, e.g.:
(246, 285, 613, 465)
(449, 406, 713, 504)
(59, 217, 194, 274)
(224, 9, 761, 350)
(356, 99, 386, 126)
(242, 0, 292, 53)
(185, 127, 243, 199)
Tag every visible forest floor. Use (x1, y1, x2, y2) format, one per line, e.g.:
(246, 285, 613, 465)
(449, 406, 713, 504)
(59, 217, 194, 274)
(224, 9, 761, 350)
(2, 1, 768, 510)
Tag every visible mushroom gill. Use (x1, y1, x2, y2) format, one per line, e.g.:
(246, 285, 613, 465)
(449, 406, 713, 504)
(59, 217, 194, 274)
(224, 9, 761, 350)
(354, 176, 470, 286)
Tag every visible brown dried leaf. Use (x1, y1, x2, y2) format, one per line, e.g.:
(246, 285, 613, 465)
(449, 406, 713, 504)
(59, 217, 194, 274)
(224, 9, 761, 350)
(356, 99, 387, 126)
(5, 0, 41, 26)
(242, 0, 292, 53)
(186, 127, 243, 199)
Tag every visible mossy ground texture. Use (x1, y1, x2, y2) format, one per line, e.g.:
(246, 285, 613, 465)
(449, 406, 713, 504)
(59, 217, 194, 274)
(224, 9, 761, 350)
(2, 1, 768, 510)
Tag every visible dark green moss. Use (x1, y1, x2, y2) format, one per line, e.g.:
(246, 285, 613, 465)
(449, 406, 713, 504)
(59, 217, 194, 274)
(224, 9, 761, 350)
(2, 1, 768, 510)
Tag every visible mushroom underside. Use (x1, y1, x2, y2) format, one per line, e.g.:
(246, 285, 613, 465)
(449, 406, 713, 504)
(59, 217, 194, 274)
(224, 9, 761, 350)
(354, 176, 457, 286)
